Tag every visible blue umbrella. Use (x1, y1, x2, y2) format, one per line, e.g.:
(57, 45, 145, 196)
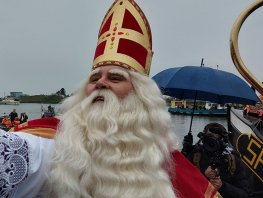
(153, 66, 259, 105)
(152, 66, 260, 133)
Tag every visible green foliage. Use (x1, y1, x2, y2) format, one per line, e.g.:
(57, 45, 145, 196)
(19, 88, 68, 104)
(20, 94, 64, 104)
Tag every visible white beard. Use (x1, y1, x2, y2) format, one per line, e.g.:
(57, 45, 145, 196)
(49, 79, 177, 198)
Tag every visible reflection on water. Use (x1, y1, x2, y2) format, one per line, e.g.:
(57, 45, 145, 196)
(0, 103, 228, 148)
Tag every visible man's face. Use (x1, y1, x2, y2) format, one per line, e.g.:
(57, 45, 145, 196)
(85, 65, 134, 99)
(203, 130, 225, 153)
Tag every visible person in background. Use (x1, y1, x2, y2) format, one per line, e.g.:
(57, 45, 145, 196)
(182, 122, 250, 198)
(9, 109, 18, 123)
(2, 117, 12, 129)
(20, 112, 28, 123)
(13, 117, 20, 126)
(1, 116, 6, 125)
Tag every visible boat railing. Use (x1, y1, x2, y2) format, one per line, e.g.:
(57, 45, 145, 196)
(230, 108, 263, 141)
(253, 118, 263, 134)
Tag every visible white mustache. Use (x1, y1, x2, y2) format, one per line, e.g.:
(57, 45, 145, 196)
(80, 90, 118, 110)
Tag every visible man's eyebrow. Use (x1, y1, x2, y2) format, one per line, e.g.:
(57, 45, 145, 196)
(88, 68, 100, 79)
(108, 69, 129, 79)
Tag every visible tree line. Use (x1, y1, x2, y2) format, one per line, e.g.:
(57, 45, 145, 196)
(20, 88, 68, 104)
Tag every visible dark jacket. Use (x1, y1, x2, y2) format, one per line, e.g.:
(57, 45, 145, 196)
(186, 147, 249, 198)
(20, 114, 28, 123)
(9, 112, 18, 122)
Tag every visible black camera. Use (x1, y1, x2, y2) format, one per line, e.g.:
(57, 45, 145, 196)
(197, 132, 228, 153)
(203, 136, 225, 153)
(210, 150, 228, 170)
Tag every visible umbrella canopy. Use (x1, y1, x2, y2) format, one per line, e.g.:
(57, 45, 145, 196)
(152, 66, 260, 105)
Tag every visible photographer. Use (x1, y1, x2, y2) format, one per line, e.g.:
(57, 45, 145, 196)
(182, 122, 249, 198)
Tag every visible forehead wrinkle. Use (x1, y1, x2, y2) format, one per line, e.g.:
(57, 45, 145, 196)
(109, 68, 130, 79)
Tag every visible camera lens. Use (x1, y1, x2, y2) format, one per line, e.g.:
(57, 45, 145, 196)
(203, 136, 220, 153)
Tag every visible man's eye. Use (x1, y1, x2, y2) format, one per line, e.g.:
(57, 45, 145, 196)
(109, 75, 125, 82)
(111, 77, 121, 81)
(89, 77, 100, 83)
(110, 75, 125, 82)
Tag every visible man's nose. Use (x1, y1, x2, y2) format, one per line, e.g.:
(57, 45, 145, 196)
(95, 79, 109, 89)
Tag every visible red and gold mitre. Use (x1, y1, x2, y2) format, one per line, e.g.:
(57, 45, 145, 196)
(92, 0, 153, 76)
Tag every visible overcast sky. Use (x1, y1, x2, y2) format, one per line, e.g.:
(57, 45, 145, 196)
(0, 0, 262, 96)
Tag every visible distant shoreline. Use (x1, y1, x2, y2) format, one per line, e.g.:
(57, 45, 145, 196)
(20, 94, 66, 104)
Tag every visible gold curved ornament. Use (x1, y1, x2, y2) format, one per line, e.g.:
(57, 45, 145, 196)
(230, 0, 263, 96)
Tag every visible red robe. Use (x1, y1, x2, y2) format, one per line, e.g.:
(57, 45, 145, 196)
(169, 151, 221, 198)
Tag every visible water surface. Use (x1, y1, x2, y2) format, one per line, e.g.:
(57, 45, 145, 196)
(0, 103, 227, 148)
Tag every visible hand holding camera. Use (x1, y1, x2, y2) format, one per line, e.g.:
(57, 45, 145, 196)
(210, 176, 222, 190)
(205, 166, 222, 189)
(205, 166, 219, 179)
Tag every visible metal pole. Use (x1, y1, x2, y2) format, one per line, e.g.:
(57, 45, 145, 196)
(201, 58, 204, 67)
(189, 91, 197, 133)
